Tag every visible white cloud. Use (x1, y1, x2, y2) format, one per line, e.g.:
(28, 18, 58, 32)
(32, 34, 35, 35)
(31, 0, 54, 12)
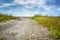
(57, 8, 60, 11)
(0, 0, 57, 16)
(14, 0, 54, 11)
(0, 0, 51, 10)
(14, 0, 50, 10)
(14, 0, 46, 7)
(42, 5, 55, 11)
(14, 0, 46, 5)
(0, 3, 16, 8)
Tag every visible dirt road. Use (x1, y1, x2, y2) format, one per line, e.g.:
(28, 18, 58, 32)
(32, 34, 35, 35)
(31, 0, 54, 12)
(0, 18, 51, 40)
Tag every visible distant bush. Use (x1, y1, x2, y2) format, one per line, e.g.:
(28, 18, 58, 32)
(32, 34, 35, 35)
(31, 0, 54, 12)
(0, 13, 19, 22)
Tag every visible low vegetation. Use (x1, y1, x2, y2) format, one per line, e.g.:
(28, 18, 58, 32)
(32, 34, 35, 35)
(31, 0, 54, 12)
(0, 37, 4, 40)
(0, 13, 19, 22)
(32, 15, 60, 39)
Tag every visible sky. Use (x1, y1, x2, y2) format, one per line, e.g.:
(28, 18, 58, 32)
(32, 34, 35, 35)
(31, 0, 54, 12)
(0, 0, 60, 16)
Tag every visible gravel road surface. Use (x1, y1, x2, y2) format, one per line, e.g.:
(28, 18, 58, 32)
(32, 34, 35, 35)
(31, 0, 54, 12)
(0, 18, 51, 40)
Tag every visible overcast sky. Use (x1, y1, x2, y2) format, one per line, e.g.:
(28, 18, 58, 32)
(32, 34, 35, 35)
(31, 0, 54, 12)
(0, 0, 60, 16)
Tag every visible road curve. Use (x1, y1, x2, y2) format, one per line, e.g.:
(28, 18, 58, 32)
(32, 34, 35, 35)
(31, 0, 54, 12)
(0, 18, 51, 40)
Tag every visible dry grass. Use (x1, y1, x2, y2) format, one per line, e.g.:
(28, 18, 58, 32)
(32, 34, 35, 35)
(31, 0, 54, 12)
(0, 14, 19, 22)
(32, 15, 60, 39)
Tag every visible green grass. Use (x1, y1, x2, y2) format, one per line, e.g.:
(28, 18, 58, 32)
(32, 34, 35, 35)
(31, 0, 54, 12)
(0, 37, 4, 40)
(0, 13, 19, 22)
(32, 15, 60, 39)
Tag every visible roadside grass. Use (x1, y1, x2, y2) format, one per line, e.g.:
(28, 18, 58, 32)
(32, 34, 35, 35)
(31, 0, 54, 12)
(32, 15, 60, 39)
(0, 13, 19, 22)
(0, 37, 4, 40)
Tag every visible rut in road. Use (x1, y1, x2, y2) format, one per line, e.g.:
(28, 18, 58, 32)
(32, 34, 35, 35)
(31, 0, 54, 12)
(0, 18, 51, 40)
